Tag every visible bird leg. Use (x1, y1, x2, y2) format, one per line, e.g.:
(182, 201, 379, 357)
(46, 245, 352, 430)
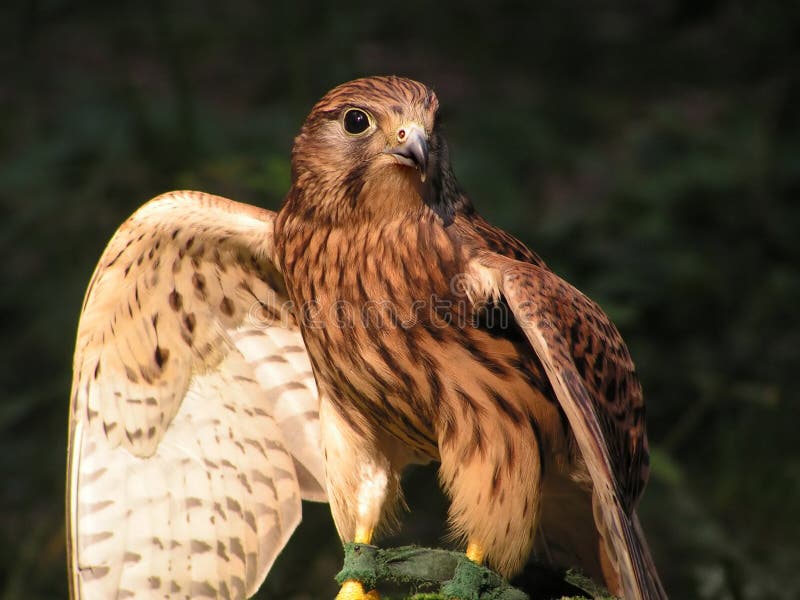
(332, 491, 386, 600)
(322, 397, 402, 600)
(438, 413, 544, 578)
(465, 541, 485, 564)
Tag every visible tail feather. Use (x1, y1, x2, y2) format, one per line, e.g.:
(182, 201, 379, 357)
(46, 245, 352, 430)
(595, 493, 667, 600)
(629, 512, 668, 599)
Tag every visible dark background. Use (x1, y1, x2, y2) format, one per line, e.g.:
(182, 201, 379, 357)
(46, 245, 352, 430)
(2, 1, 799, 598)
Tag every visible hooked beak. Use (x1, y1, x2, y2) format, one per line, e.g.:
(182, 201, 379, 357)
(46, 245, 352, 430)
(384, 124, 429, 182)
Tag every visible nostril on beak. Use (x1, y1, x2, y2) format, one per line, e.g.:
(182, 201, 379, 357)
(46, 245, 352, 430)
(384, 124, 429, 181)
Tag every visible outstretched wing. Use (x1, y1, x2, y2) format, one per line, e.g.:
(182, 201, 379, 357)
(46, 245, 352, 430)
(469, 253, 666, 600)
(68, 191, 325, 599)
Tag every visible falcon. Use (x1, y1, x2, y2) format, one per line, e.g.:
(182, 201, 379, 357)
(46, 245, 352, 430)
(68, 76, 667, 599)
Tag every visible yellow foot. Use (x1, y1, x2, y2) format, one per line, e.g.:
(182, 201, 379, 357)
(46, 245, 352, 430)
(335, 579, 380, 600)
(465, 541, 485, 564)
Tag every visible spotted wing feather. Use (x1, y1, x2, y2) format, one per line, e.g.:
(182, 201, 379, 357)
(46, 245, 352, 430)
(68, 191, 325, 599)
(472, 253, 666, 600)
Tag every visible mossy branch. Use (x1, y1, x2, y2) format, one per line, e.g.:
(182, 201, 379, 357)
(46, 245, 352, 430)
(337, 543, 618, 600)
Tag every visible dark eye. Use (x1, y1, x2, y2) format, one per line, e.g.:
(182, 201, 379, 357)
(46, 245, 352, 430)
(343, 108, 370, 135)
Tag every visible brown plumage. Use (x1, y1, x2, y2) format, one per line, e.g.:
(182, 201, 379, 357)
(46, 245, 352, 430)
(68, 76, 666, 599)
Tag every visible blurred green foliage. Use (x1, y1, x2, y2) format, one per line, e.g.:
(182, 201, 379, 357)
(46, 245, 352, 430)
(1, 1, 798, 598)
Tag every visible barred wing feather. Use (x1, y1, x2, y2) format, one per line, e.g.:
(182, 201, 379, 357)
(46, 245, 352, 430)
(68, 191, 326, 599)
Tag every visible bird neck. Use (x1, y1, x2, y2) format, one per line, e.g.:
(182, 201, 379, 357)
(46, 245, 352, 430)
(283, 160, 468, 230)
(275, 185, 468, 305)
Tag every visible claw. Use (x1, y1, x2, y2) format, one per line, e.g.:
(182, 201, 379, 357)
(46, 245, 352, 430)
(335, 579, 380, 600)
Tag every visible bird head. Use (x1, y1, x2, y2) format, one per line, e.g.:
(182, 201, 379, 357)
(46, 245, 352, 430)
(288, 76, 461, 223)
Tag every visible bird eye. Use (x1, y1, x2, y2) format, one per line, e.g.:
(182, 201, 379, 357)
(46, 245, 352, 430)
(343, 108, 371, 135)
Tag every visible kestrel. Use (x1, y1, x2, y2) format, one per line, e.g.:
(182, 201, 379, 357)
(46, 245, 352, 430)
(68, 76, 667, 599)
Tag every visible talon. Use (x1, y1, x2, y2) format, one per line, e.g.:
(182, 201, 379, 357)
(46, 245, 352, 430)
(335, 579, 380, 600)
